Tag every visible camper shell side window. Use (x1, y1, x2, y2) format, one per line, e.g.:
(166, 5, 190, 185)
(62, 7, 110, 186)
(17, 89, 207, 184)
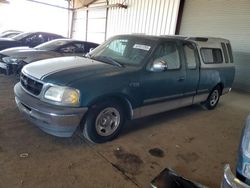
(200, 48, 223, 64)
(226, 43, 234, 63)
(221, 43, 229, 63)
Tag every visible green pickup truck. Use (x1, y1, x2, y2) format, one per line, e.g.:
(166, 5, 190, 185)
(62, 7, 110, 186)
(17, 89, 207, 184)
(14, 34, 235, 143)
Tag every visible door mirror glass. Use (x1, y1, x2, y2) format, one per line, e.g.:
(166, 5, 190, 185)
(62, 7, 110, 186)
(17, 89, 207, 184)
(150, 60, 168, 72)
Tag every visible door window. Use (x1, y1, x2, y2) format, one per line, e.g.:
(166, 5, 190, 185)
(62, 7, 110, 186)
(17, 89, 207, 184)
(59, 44, 78, 53)
(25, 34, 45, 44)
(183, 43, 197, 69)
(153, 42, 180, 70)
(73, 43, 85, 53)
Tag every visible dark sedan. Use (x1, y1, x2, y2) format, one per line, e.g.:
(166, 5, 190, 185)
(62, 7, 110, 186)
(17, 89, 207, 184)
(0, 31, 64, 51)
(0, 39, 99, 75)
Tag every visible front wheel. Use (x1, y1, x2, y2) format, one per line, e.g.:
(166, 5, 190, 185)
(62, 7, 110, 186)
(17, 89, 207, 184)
(203, 86, 221, 110)
(82, 101, 125, 143)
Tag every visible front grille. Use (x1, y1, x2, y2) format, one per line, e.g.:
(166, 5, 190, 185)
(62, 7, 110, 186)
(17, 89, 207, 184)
(20, 73, 43, 96)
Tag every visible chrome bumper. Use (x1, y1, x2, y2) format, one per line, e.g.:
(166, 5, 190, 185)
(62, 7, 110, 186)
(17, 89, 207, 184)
(14, 83, 88, 137)
(222, 165, 250, 188)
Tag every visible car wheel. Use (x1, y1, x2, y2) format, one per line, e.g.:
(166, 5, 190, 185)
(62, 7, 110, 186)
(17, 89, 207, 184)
(82, 101, 125, 143)
(203, 86, 221, 110)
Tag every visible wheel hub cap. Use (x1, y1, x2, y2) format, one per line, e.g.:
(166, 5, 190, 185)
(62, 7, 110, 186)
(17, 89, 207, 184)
(95, 107, 120, 136)
(210, 90, 219, 106)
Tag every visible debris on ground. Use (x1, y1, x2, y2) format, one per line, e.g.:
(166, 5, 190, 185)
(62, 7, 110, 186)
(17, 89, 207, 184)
(113, 147, 143, 175)
(148, 148, 165, 158)
(19, 153, 29, 158)
(176, 152, 200, 164)
(185, 137, 195, 143)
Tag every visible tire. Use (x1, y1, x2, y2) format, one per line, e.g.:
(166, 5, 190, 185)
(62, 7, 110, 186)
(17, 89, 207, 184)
(82, 100, 125, 143)
(203, 86, 221, 110)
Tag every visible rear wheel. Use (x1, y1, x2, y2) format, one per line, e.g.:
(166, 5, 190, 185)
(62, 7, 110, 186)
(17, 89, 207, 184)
(82, 101, 125, 143)
(203, 86, 221, 110)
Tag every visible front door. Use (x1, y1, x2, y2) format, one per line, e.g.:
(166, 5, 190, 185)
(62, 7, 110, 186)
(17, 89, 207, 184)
(139, 40, 186, 117)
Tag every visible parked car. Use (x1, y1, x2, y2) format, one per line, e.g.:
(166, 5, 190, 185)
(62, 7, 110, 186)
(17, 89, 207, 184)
(0, 31, 64, 51)
(222, 114, 250, 188)
(0, 39, 99, 75)
(14, 34, 235, 143)
(0, 30, 23, 38)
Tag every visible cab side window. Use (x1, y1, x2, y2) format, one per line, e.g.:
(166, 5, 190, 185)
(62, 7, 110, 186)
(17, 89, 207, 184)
(183, 43, 197, 69)
(153, 42, 180, 70)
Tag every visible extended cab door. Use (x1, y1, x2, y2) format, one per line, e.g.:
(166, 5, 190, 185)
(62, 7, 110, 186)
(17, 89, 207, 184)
(139, 40, 186, 117)
(181, 42, 200, 105)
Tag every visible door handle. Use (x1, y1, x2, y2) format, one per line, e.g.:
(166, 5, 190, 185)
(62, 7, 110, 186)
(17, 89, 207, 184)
(178, 76, 185, 82)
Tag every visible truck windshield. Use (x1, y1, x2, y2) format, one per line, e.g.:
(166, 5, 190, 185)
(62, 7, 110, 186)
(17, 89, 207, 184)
(89, 36, 156, 66)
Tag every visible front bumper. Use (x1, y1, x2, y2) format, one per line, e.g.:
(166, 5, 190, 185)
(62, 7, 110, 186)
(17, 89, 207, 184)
(221, 164, 250, 188)
(14, 82, 88, 137)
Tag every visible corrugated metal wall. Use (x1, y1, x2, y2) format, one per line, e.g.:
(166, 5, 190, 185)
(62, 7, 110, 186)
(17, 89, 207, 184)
(87, 1, 107, 43)
(107, 0, 180, 38)
(71, 9, 87, 40)
(180, 0, 250, 92)
(72, 0, 180, 43)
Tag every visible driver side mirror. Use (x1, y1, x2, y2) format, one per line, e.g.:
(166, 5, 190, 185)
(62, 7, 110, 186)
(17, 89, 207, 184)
(150, 60, 168, 72)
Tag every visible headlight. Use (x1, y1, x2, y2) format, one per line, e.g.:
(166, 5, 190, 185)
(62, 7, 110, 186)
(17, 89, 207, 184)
(240, 115, 250, 178)
(44, 85, 80, 106)
(2, 57, 26, 64)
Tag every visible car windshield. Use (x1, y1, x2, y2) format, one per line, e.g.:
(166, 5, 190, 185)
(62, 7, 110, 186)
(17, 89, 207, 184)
(89, 36, 156, 66)
(12, 32, 32, 40)
(35, 39, 70, 50)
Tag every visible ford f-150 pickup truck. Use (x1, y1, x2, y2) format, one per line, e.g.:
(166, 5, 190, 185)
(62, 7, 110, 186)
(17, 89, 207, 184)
(14, 34, 235, 143)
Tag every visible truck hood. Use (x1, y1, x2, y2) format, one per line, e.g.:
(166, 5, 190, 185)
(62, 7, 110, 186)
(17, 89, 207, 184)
(22, 56, 136, 85)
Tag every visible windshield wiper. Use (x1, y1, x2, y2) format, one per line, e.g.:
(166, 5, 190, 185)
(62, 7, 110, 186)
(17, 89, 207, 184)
(91, 56, 123, 67)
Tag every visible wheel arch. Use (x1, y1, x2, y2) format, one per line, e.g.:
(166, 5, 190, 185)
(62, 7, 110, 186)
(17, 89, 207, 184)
(216, 82, 224, 95)
(88, 94, 134, 120)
